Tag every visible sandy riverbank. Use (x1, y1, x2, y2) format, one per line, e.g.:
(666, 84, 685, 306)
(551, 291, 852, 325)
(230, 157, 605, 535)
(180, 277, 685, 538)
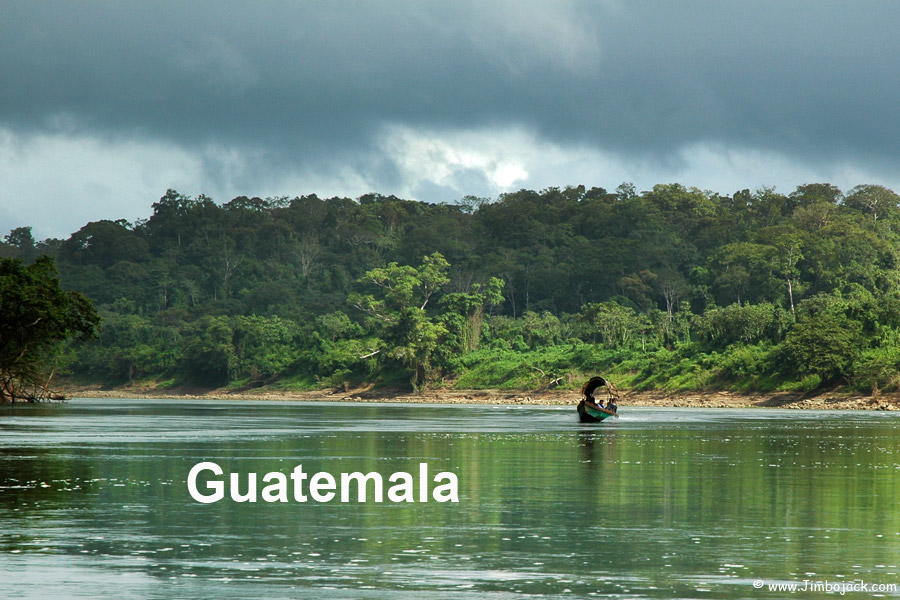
(61, 384, 900, 410)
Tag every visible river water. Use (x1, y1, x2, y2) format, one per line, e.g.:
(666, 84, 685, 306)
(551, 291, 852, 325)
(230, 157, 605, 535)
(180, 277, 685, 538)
(2, 399, 899, 599)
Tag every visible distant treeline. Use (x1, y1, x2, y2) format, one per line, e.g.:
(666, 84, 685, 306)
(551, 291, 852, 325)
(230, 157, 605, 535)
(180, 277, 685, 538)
(5, 182, 900, 393)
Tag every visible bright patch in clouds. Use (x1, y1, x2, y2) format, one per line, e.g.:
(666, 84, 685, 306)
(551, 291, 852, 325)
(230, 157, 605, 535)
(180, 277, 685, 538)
(379, 124, 532, 194)
(493, 164, 529, 188)
(378, 124, 900, 203)
(3, 125, 899, 241)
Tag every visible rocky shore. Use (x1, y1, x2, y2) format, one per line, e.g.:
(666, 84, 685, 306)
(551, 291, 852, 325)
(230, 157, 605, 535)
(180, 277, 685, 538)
(61, 385, 900, 410)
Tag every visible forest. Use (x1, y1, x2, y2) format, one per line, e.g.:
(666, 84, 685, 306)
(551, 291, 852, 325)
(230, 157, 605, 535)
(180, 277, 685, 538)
(4, 182, 900, 395)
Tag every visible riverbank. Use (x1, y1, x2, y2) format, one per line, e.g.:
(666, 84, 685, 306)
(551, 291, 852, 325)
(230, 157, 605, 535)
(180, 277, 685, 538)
(60, 384, 900, 410)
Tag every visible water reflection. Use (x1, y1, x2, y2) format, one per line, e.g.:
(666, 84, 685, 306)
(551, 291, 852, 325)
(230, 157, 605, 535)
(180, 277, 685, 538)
(2, 400, 900, 598)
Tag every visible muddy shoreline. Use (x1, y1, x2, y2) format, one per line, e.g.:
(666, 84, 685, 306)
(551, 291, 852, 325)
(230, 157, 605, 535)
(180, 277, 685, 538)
(60, 385, 900, 410)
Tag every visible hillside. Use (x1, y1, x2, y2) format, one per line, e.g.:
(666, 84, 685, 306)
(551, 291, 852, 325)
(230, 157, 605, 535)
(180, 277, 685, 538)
(5, 183, 900, 396)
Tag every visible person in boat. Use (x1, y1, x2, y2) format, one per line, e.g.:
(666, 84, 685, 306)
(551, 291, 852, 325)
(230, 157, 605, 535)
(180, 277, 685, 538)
(585, 394, 605, 410)
(581, 376, 620, 414)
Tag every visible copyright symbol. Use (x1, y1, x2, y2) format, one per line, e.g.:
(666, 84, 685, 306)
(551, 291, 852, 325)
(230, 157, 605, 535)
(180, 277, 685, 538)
(753, 580, 764, 589)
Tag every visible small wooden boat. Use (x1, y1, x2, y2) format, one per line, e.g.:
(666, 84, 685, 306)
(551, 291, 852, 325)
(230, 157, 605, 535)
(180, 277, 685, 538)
(577, 376, 620, 423)
(577, 399, 618, 422)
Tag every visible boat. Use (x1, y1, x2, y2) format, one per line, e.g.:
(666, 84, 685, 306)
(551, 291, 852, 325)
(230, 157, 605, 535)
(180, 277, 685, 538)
(577, 376, 620, 423)
(577, 399, 618, 422)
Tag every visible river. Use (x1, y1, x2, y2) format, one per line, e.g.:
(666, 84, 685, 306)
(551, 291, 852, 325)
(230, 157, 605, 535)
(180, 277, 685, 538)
(2, 399, 899, 598)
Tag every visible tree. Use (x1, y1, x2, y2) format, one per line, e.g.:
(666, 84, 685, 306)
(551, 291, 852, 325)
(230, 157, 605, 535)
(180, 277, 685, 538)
(231, 316, 298, 383)
(578, 301, 642, 348)
(761, 225, 805, 317)
(696, 302, 787, 348)
(792, 202, 837, 232)
(13, 179, 900, 395)
(61, 220, 149, 268)
(0, 256, 100, 402)
(618, 270, 657, 312)
(458, 195, 492, 214)
(4, 227, 37, 262)
(844, 184, 900, 221)
(709, 243, 778, 305)
(349, 253, 451, 390)
(778, 311, 862, 384)
(145, 189, 219, 248)
(439, 277, 504, 353)
(748, 186, 790, 227)
(178, 316, 236, 386)
(615, 182, 637, 201)
(656, 269, 689, 318)
(788, 183, 842, 210)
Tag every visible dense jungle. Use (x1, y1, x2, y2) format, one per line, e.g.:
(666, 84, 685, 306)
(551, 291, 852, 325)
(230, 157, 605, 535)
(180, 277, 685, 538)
(5, 182, 900, 395)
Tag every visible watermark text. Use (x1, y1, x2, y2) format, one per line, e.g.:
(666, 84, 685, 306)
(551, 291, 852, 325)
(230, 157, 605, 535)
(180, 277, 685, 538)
(753, 579, 896, 595)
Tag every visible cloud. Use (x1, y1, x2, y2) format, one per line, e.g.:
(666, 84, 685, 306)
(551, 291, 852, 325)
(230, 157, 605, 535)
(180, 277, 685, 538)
(0, 129, 205, 239)
(2, 2, 900, 238)
(173, 36, 260, 94)
(378, 124, 531, 197)
(5, 123, 895, 242)
(8, 1, 898, 160)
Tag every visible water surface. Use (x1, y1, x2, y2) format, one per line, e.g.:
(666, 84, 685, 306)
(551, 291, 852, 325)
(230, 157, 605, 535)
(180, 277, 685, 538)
(2, 399, 899, 598)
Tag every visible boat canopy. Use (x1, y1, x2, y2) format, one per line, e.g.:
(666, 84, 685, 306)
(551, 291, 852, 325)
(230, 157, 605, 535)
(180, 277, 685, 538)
(581, 376, 608, 399)
(580, 376, 620, 403)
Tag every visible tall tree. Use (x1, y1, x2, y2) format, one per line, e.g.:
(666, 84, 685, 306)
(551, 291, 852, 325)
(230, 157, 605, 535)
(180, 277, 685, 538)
(439, 277, 504, 353)
(349, 253, 451, 390)
(844, 184, 900, 221)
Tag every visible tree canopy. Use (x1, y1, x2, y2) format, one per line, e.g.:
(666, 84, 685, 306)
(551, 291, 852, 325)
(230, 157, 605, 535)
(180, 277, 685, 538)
(6, 181, 900, 394)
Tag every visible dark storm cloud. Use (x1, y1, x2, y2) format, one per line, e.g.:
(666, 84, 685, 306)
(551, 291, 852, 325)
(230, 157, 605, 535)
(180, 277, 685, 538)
(2, 1, 900, 179)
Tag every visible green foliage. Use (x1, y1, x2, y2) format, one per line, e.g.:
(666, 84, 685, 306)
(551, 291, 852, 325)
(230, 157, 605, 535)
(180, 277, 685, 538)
(231, 316, 299, 383)
(178, 316, 236, 386)
(74, 312, 179, 383)
(439, 277, 504, 354)
(0, 256, 100, 401)
(350, 253, 451, 390)
(776, 295, 864, 384)
(854, 344, 900, 393)
(11, 180, 900, 394)
(696, 303, 789, 348)
(578, 301, 644, 347)
(4, 227, 37, 262)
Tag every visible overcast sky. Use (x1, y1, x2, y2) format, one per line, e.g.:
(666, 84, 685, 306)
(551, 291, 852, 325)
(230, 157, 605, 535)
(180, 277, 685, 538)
(3, 1, 900, 239)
